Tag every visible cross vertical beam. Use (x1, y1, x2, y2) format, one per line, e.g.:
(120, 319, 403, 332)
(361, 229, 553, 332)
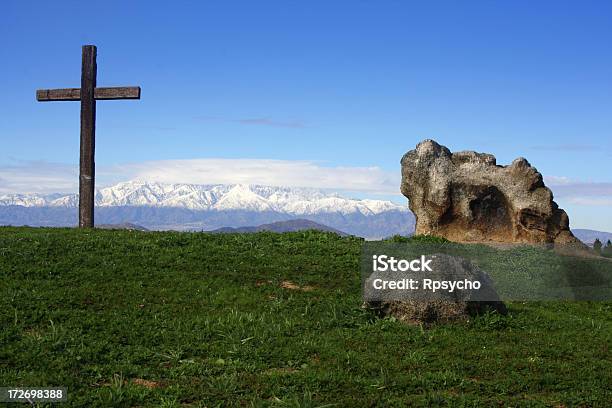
(79, 45, 97, 228)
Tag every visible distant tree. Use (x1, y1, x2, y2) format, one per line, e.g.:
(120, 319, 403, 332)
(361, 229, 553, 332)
(593, 238, 602, 254)
(603, 240, 612, 258)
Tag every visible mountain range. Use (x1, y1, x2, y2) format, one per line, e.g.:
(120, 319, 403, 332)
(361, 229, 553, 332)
(571, 229, 612, 246)
(0, 181, 414, 239)
(2, 181, 610, 242)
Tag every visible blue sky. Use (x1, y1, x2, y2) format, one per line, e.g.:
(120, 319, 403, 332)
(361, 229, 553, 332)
(1, 0, 611, 230)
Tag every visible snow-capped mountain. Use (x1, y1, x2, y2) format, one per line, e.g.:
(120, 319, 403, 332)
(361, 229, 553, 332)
(0, 181, 414, 239)
(0, 180, 405, 215)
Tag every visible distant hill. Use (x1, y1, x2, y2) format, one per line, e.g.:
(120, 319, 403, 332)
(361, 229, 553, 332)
(210, 219, 347, 235)
(572, 229, 612, 246)
(96, 223, 149, 231)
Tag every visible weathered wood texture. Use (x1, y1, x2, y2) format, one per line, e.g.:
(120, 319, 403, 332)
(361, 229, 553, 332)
(36, 86, 141, 101)
(79, 45, 97, 229)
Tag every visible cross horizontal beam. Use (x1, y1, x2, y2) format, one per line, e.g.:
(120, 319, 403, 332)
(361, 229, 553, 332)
(36, 86, 141, 101)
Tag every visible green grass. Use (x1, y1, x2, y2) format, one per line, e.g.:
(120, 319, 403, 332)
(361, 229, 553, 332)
(0, 227, 610, 407)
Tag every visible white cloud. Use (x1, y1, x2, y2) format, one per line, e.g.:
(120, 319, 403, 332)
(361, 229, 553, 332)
(544, 176, 612, 198)
(0, 160, 78, 194)
(530, 144, 599, 152)
(234, 118, 307, 128)
(194, 116, 308, 128)
(3, 160, 610, 210)
(543, 175, 573, 186)
(0, 158, 401, 195)
(566, 197, 612, 207)
(113, 158, 400, 194)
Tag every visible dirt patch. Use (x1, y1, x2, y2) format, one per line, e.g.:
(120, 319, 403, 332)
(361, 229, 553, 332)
(131, 378, 164, 389)
(23, 328, 43, 339)
(280, 280, 314, 291)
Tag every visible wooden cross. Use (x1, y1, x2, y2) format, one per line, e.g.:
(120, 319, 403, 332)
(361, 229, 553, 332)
(36, 45, 141, 228)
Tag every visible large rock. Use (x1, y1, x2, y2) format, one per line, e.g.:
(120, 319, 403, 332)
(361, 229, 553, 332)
(400, 140, 579, 244)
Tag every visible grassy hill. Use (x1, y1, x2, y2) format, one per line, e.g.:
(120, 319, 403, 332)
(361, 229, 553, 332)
(0, 227, 610, 407)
